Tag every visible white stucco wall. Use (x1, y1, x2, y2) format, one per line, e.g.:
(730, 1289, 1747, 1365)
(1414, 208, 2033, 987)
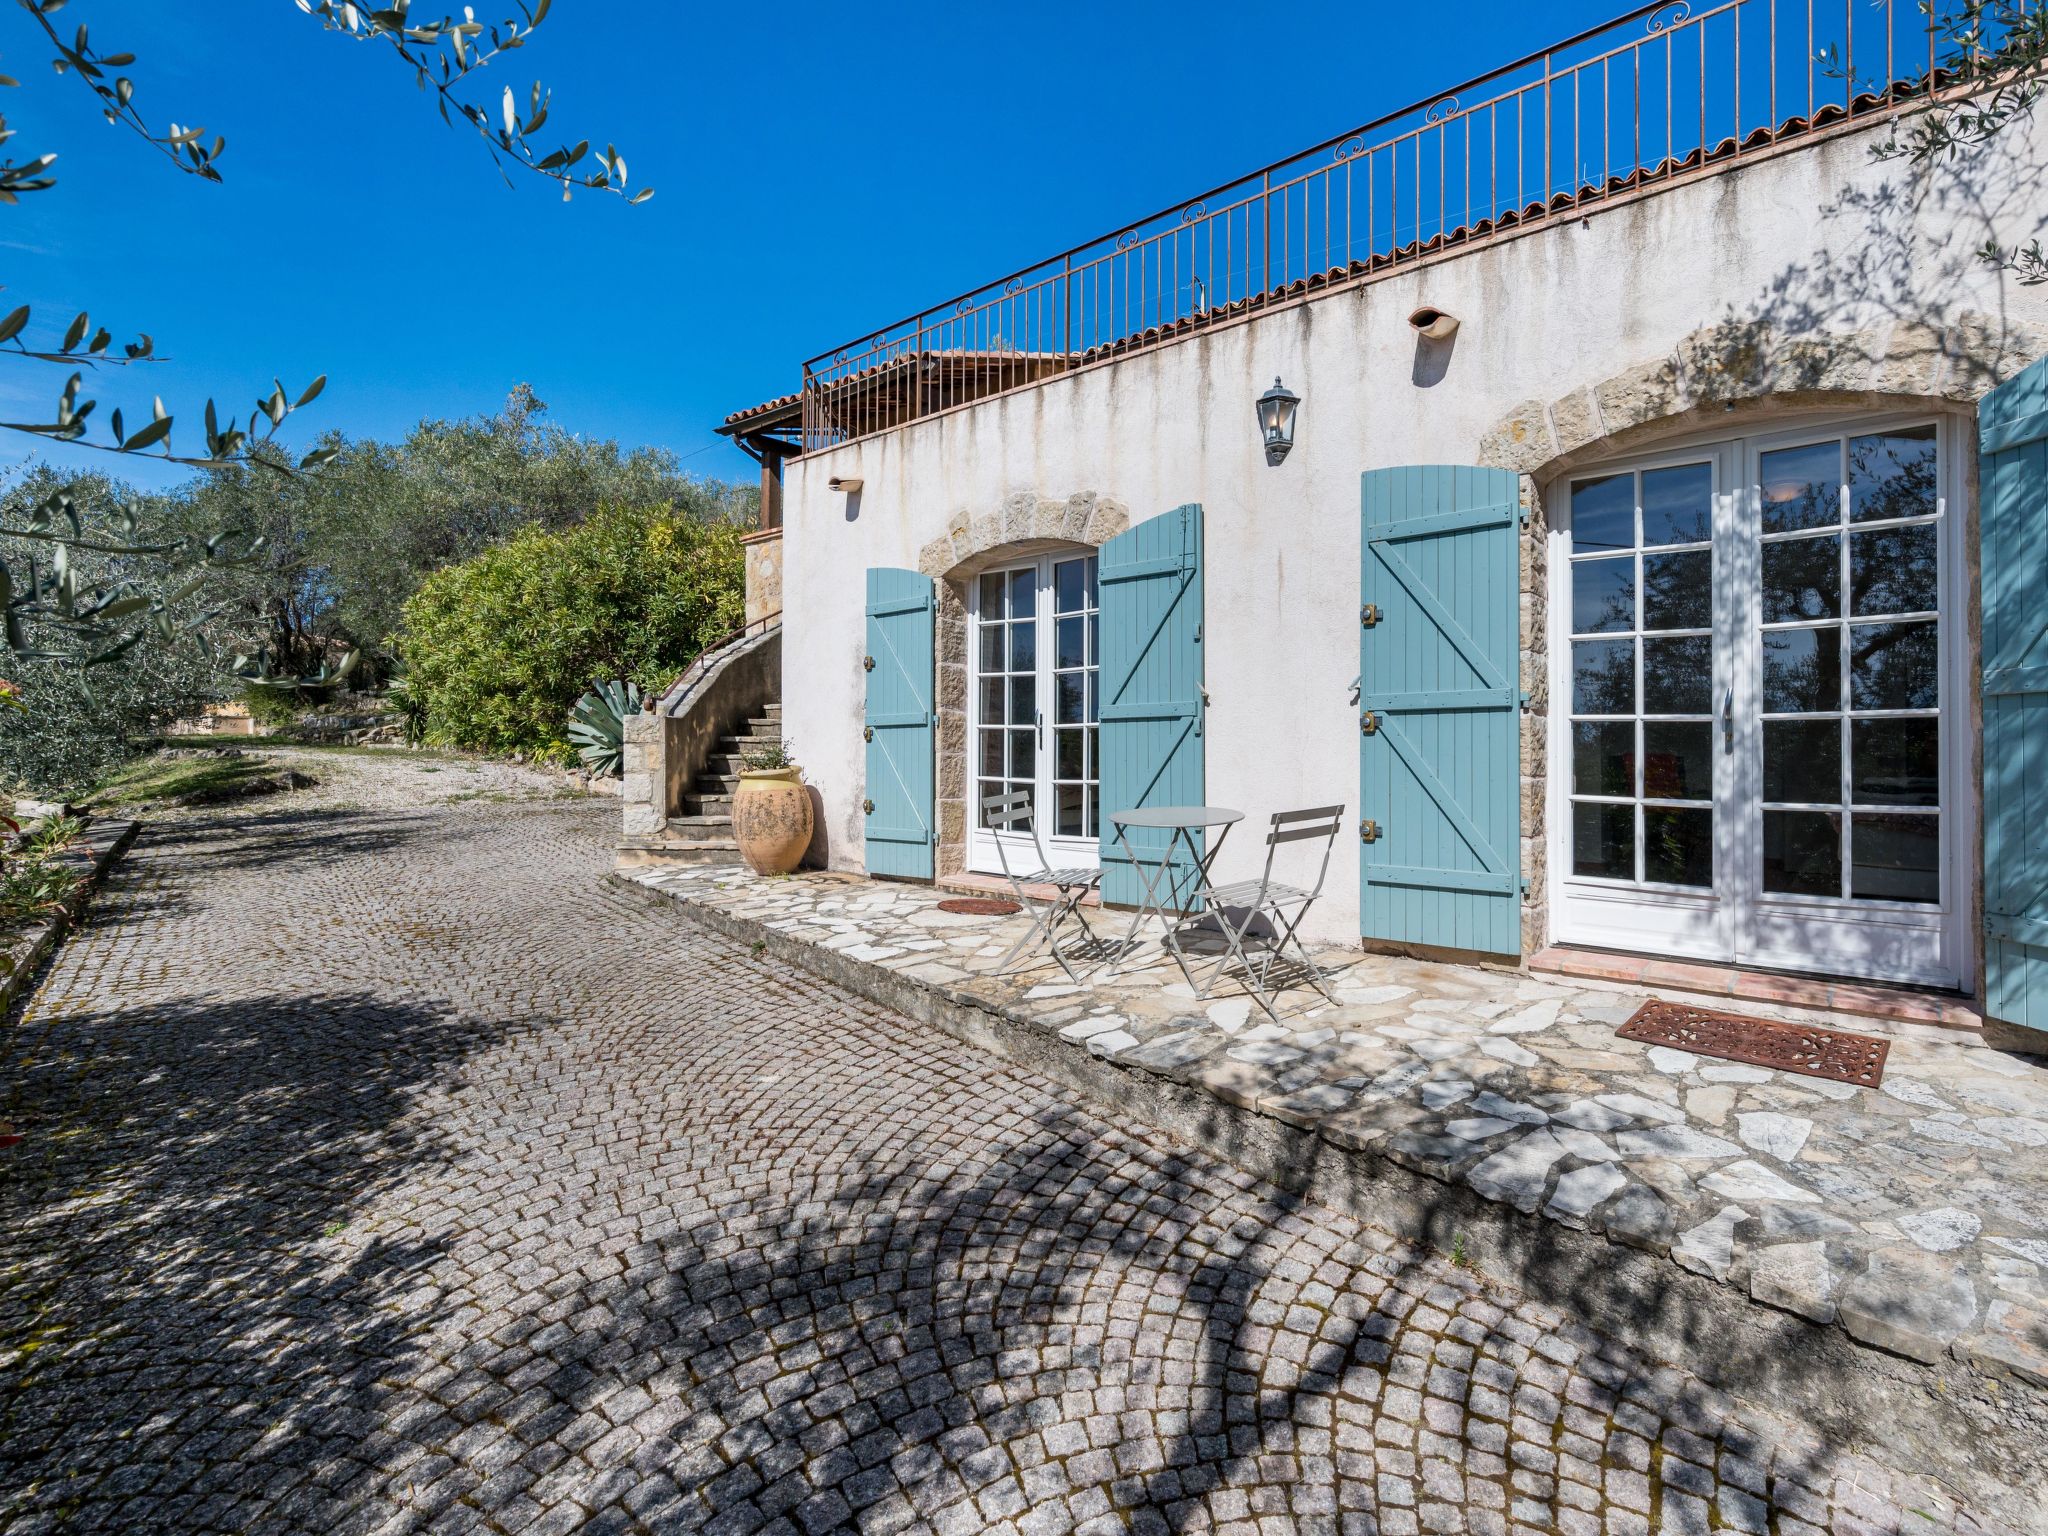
(779, 112, 2048, 945)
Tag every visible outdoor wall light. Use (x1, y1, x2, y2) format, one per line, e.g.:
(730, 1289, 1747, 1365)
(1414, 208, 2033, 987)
(829, 476, 864, 494)
(1256, 377, 1299, 466)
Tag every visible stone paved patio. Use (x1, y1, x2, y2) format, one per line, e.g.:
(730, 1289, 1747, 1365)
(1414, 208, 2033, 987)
(617, 864, 2048, 1417)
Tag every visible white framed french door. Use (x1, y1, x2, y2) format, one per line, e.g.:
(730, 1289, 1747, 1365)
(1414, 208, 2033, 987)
(967, 551, 1101, 875)
(1549, 412, 1967, 988)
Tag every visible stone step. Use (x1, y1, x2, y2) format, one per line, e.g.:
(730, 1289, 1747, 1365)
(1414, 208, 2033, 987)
(666, 818, 735, 844)
(758, 704, 782, 716)
(685, 792, 734, 814)
(644, 840, 741, 867)
(704, 754, 748, 775)
(720, 735, 780, 753)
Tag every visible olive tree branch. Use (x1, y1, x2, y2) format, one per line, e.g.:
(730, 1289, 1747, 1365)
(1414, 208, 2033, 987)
(0, 301, 155, 365)
(1827, 0, 2048, 282)
(16, 0, 224, 182)
(0, 369, 333, 472)
(294, 0, 652, 202)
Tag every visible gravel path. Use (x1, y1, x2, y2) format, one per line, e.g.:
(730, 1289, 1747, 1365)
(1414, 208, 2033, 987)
(0, 774, 2017, 1534)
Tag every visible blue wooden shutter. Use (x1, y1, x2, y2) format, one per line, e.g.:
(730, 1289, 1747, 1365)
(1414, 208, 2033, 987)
(864, 568, 935, 879)
(1981, 358, 2048, 1030)
(1097, 505, 1205, 907)
(1359, 466, 1523, 957)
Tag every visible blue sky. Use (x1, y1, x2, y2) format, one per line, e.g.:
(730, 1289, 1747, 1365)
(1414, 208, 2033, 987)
(6, 0, 1629, 494)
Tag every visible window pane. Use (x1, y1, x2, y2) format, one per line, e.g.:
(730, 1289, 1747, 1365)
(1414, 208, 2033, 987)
(1572, 473, 1635, 552)
(1008, 729, 1035, 778)
(1762, 534, 1841, 622)
(1852, 718, 1939, 806)
(1009, 621, 1036, 672)
(1643, 550, 1711, 631)
(1054, 559, 1087, 615)
(1642, 463, 1713, 546)
(1643, 723, 1713, 801)
(1057, 617, 1085, 669)
(979, 678, 1004, 724)
(1763, 810, 1842, 896)
(1086, 672, 1098, 723)
(978, 571, 1006, 615)
(1764, 720, 1842, 805)
(1849, 425, 1937, 523)
(980, 624, 1005, 671)
(1009, 677, 1035, 725)
(1088, 613, 1099, 667)
(1761, 441, 1842, 533)
(1007, 567, 1035, 620)
(1084, 559, 1098, 610)
(1851, 622, 1938, 711)
(1643, 636, 1712, 715)
(1572, 557, 1635, 634)
(979, 730, 1004, 777)
(1057, 783, 1085, 838)
(1573, 639, 1636, 715)
(1573, 721, 1635, 797)
(1644, 807, 1713, 888)
(1762, 627, 1842, 713)
(1850, 523, 1938, 616)
(1572, 802, 1635, 880)
(1055, 672, 1085, 724)
(1852, 814, 1940, 904)
(1055, 728, 1084, 780)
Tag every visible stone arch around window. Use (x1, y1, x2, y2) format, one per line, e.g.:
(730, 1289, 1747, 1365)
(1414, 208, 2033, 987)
(1472, 310, 2042, 958)
(919, 492, 1130, 880)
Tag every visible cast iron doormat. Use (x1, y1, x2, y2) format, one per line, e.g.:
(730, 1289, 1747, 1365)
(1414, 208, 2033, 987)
(1617, 1000, 1890, 1088)
(937, 898, 1021, 917)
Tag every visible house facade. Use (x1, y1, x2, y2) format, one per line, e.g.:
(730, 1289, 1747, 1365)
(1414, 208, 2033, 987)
(712, 0, 2048, 1033)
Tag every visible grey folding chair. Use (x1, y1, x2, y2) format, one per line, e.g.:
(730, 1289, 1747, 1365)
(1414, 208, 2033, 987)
(1201, 805, 1346, 1016)
(981, 788, 1106, 983)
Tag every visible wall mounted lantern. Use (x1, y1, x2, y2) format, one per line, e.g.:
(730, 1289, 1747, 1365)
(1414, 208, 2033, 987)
(1256, 377, 1300, 466)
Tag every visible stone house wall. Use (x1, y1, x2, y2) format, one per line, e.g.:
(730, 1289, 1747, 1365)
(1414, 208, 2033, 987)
(771, 104, 2048, 961)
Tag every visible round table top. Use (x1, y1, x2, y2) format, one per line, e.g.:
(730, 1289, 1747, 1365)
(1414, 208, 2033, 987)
(1111, 805, 1245, 830)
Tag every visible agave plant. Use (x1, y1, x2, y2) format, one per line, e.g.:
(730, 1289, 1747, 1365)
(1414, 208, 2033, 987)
(380, 667, 429, 747)
(567, 679, 643, 777)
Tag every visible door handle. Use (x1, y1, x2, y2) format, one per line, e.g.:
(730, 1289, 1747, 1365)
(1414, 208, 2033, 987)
(1722, 687, 1733, 754)
(1036, 709, 1044, 750)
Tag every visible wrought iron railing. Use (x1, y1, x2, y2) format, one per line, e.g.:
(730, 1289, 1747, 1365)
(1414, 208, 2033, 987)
(799, 0, 1981, 453)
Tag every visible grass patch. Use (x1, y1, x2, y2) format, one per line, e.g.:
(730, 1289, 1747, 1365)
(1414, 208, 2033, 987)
(86, 753, 276, 810)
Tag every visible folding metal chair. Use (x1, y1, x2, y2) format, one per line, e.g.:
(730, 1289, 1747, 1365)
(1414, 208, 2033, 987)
(981, 788, 1106, 983)
(1201, 805, 1346, 1016)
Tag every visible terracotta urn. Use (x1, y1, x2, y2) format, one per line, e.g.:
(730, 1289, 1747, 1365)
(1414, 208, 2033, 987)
(732, 766, 813, 875)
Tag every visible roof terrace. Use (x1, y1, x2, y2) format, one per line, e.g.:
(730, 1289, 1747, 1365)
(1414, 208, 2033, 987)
(773, 0, 1974, 456)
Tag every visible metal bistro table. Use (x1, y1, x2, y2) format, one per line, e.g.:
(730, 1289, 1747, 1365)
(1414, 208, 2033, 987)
(1102, 806, 1245, 994)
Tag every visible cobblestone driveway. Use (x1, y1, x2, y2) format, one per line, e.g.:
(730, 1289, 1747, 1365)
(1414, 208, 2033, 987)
(0, 795, 2016, 1535)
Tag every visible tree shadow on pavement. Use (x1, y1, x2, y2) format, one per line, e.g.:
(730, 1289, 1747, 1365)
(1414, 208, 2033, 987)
(0, 986, 494, 1533)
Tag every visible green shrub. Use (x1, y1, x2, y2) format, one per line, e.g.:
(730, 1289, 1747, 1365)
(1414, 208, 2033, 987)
(400, 502, 744, 757)
(240, 684, 306, 728)
(1, 646, 220, 797)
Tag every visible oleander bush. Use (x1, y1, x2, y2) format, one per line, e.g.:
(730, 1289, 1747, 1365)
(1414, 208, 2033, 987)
(400, 502, 744, 759)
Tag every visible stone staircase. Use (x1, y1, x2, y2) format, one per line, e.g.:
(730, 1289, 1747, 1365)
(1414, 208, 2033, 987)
(662, 704, 782, 866)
